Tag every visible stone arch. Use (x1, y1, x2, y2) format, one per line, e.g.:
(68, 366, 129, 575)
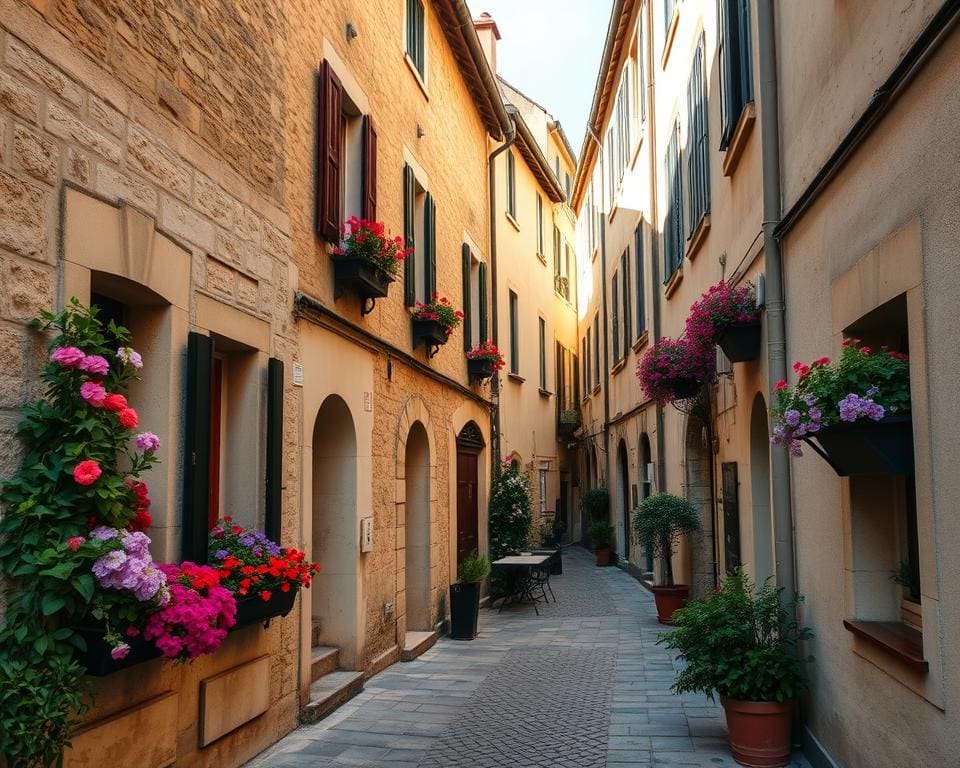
(750, 393, 774, 584)
(616, 439, 631, 562)
(684, 414, 715, 597)
(311, 394, 360, 667)
(639, 433, 654, 572)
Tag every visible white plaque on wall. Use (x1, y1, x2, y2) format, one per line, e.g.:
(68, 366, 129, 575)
(360, 517, 373, 552)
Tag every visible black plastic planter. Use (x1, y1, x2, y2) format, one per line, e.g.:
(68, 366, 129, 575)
(467, 357, 496, 381)
(332, 256, 394, 315)
(449, 582, 481, 640)
(75, 624, 162, 677)
(233, 587, 298, 630)
(412, 318, 450, 356)
(716, 321, 762, 363)
(803, 415, 914, 476)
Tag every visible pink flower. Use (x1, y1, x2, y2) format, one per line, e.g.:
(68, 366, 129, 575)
(103, 394, 128, 412)
(135, 432, 161, 452)
(118, 408, 139, 429)
(79, 355, 110, 375)
(774, 379, 788, 392)
(859, 346, 872, 355)
(67, 536, 86, 551)
(73, 460, 102, 486)
(80, 380, 107, 406)
(812, 357, 830, 367)
(110, 643, 131, 661)
(50, 346, 85, 367)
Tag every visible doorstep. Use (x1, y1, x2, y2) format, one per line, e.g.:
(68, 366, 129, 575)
(301, 670, 364, 724)
(400, 630, 438, 662)
(310, 646, 340, 682)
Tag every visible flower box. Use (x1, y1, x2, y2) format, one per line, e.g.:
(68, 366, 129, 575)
(803, 415, 914, 476)
(332, 256, 394, 301)
(75, 624, 161, 677)
(715, 321, 761, 363)
(467, 357, 496, 381)
(233, 588, 298, 630)
(412, 318, 449, 349)
(558, 409, 581, 437)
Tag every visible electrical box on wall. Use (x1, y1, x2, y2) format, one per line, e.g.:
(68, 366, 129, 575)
(360, 517, 373, 552)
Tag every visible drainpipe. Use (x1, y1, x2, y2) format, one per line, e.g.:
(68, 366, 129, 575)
(599, 210, 611, 500)
(757, 1, 795, 600)
(488, 108, 517, 467)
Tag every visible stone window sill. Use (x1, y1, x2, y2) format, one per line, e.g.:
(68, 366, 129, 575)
(539, 388, 552, 398)
(632, 330, 649, 353)
(661, 8, 680, 69)
(722, 102, 756, 178)
(404, 54, 429, 100)
(507, 372, 525, 384)
(664, 268, 683, 299)
(843, 619, 928, 674)
(505, 211, 520, 232)
(611, 357, 628, 376)
(686, 213, 710, 261)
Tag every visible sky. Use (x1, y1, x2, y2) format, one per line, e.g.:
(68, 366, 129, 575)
(466, 0, 614, 162)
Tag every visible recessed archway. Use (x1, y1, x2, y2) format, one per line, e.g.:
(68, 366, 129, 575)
(684, 415, 715, 597)
(616, 440, 630, 562)
(311, 395, 360, 667)
(405, 421, 432, 631)
(750, 394, 774, 584)
(639, 433, 653, 572)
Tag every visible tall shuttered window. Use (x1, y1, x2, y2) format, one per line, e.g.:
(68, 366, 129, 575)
(663, 121, 683, 282)
(611, 273, 620, 363)
(638, 19, 647, 122)
(582, 336, 589, 396)
(536, 193, 544, 256)
(621, 250, 631, 355)
(634, 223, 646, 338)
(406, 0, 426, 78)
(687, 37, 710, 236)
(403, 165, 434, 305)
(507, 150, 517, 219)
(462, 245, 488, 351)
(509, 290, 519, 375)
(539, 317, 547, 390)
(718, 0, 754, 150)
(593, 313, 600, 386)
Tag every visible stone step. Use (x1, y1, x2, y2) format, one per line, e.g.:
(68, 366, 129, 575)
(400, 630, 438, 662)
(310, 646, 340, 682)
(302, 670, 364, 725)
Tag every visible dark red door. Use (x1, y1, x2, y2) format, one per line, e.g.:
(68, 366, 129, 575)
(456, 451, 479, 565)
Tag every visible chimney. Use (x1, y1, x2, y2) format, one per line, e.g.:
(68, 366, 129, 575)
(473, 12, 501, 75)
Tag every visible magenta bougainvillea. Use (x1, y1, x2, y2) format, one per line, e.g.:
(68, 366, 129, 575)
(685, 281, 760, 346)
(636, 337, 715, 405)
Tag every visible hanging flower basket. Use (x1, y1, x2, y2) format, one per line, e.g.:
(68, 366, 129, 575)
(637, 337, 714, 405)
(74, 623, 162, 677)
(233, 587, 299, 629)
(332, 256, 394, 300)
(331, 217, 408, 314)
(412, 295, 462, 356)
(803, 415, 914, 476)
(558, 408, 581, 437)
(466, 341, 505, 382)
(413, 318, 450, 347)
(715, 321, 762, 363)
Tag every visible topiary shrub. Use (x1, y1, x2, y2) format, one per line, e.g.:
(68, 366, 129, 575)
(579, 487, 610, 521)
(633, 492, 701, 586)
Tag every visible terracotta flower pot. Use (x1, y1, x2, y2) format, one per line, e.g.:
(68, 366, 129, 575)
(594, 547, 611, 566)
(651, 584, 690, 624)
(721, 697, 793, 768)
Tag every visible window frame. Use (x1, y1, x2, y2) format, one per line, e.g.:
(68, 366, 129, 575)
(718, 0, 754, 150)
(405, 0, 427, 80)
(663, 120, 683, 282)
(507, 150, 517, 220)
(509, 290, 520, 375)
(686, 35, 711, 237)
(634, 222, 646, 338)
(539, 316, 548, 391)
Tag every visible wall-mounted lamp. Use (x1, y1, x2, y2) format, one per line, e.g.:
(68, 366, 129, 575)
(346, 22, 358, 41)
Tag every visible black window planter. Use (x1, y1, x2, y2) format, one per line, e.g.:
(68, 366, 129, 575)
(332, 256, 395, 316)
(467, 357, 496, 382)
(412, 318, 450, 358)
(802, 415, 914, 476)
(558, 414, 581, 438)
(233, 587, 298, 630)
(75, 624, 162, 677)
(449, 582, 481, 640)
(716, 321, 762, 362)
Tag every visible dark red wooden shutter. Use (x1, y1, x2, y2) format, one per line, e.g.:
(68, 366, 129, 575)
(316, 60, 343, 242)
(362, 115, 378, 222)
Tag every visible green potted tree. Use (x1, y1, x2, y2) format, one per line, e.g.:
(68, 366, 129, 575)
(658, 569, 812, 767)
(633, 492, 701, 623)
(587, 519, 614, 566)
(449, 551, 490, 640)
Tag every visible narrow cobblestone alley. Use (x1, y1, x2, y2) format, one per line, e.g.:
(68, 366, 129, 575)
(247, 549, 811, 768)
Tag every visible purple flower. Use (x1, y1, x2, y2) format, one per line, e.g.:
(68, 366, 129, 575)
(214, 549, 229, 560)
(78, 355, 110, 375)
(789, 440, 804, 457)
(784, 409, 801, 427)
(50, 346, 85, 367)
(808, 407, 822, 422)
(803, 393, 817, 406)
(90, 525, 119, 541)
(117, 347, 144, 369)
(866, 385, 879, 397)
(135, 432, 161, 452)
(111, 643, 131, 661)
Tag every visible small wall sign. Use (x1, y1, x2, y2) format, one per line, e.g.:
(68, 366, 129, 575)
(360, 517, 373, 552)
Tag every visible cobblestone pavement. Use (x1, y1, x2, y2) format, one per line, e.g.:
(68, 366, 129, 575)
(247, 547, 811, 768)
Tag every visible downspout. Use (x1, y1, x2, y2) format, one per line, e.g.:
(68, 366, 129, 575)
(488, 108, 518, 466)
(599, 203, 611, 498)
(757, 1, 795, 599)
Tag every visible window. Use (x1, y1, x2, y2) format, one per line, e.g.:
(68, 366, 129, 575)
(611, 272, 620, 363)
(564, 242, 573, 301)
(536, 193, 544, 256)
(718, 0, 753, 149)
(614, 66, 631, 182)
(556, 343, 578, 416)
(634, 223, 646, 337)
(539, 467, 548, 515)
(506, 150, 517, 219)
(586, 184, 597, 254)
(621, 250, 631, 354)
(582, 335, 590, 395)
(553, 224, 561, 279)
(592, 313, 600, 386)
(406, 0, 426, 79)
(687, 37, 710, 235)
(509, 290, 519, 375)
(461, 244, 488, 351)
(564, 172, 571, 198)
(638, 19, 647, 122)
(316, 60, 378, 243)
(663, 0, 677, 32)
(539, 317, 547, 390)
(403, 164, 435, 306)
(606, 128, 615, 204)
(663, 120, 683, 282)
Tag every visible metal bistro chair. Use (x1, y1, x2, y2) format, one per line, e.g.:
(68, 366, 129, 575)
(529, 562, 555, 605)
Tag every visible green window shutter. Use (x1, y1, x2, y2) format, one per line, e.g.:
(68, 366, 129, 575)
(265, 357, 283, 544)
(403, 164, 416, 306)
(478, 261, 488, 343)
(183, 332, 213, 563)
(425, 193, 437, 299)
(462, 244, 472, 351)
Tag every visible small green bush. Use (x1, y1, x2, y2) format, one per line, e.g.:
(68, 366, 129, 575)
(457, 551, 491, 584)
(587, 519, 614, 549)
(633, 493, 700, 585)
(658, 568, 813, 703)
(580, 487, 610, 520)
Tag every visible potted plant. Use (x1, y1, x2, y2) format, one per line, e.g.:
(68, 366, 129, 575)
(659, 569, 812, 767)
(412, 294, 464, 353)
(579, 487, 610, 521)
(449, 551, 490, 640)
(466, 340, 505, 381)
(558, 407, 581, 437)
(770, 339, 912, 475)
(209, 518, 320, 629)
(331, 216, 409, 311)
(587, 519, 614, 566)
(637, 337, 714, 405)
(686, 281, 762, 362)
(633, 493, 701, 623)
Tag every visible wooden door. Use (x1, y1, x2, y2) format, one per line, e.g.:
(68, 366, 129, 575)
(722, 462, 741, 574)
(456, 451, 479, 565)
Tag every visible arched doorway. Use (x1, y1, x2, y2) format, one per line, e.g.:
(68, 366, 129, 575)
(639, 433, 653, 573)
(312, 395, 359, 667)
(750, 394, 774, 583)
(405, 422, 432, 631)
(684, 415, 715, 597)
(456, 422, 484, 567)
(616, 440, 630, 562)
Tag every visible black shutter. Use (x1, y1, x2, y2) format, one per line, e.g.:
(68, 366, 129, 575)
(478, 261, 488, 343)
(316, 60, 343, 243)
(462, 244, 472, 351)
(611, 275, 620, 362)
(722, 462, 742, 574)
(265, 358, 284, 544)
(425, 193, 436, 299)
(362, 115, 378, 222)
(183, 332, 213, 562)
(403, 164, 416, 306)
